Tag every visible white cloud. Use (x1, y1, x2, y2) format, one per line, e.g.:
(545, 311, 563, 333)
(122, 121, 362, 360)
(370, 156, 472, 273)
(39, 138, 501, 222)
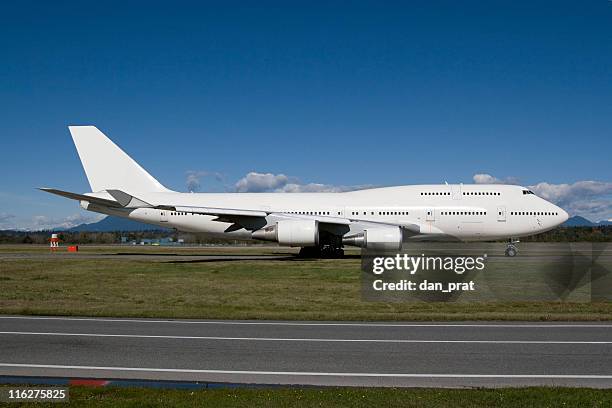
(234, 172, 372, 193)
(280, 183, 346, 193)
(529, 181, 612, 222)
(528, 181, 612, 205)
(473, 174, 612, 222)
(235, 172, 291, 193)
(0, 213, 16, 229)
(185, 170, 226, 192)
(473, 173, 520, 185)
(28, 213, 105, 231)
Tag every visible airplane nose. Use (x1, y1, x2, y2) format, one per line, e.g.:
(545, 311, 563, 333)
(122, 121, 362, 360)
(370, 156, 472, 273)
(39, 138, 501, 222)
(559, 208, 569, 223)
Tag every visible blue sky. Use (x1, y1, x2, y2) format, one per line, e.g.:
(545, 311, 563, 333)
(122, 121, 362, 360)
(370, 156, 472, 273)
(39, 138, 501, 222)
(1, 0, 611, 229)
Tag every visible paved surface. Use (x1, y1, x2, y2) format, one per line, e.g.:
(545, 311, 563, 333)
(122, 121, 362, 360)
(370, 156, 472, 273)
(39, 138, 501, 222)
(0, 316, 611, 388)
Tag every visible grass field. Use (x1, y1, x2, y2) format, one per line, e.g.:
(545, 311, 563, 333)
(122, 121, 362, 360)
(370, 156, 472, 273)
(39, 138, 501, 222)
(4, 386, 612, 407)
(0, 244, 610, 320)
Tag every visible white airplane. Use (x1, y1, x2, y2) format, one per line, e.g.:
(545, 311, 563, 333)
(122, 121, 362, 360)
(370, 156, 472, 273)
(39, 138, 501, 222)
(42, 126, 568, 257)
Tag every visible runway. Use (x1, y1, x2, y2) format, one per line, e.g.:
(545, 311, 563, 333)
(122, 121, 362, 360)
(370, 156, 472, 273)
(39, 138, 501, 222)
(0, 316, 611, 388)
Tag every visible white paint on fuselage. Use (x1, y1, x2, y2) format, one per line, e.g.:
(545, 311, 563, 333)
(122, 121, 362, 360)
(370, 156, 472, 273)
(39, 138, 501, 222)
(86, 184, 568, 243)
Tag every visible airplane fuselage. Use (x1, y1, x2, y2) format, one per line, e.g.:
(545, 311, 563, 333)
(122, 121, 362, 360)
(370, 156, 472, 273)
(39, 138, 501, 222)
(84, 184, 568, 242)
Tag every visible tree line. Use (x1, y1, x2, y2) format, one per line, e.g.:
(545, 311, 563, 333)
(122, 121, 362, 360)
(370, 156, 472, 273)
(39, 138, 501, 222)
(0, 226, 610, 245)
(0, 230, 265, 245)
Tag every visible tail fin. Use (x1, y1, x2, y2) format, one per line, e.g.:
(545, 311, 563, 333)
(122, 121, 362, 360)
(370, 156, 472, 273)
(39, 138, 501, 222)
(68, 126, 171, 193)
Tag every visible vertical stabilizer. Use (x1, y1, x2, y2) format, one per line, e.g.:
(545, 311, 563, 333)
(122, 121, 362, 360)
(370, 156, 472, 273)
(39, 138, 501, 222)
(68, 126, 171, 193)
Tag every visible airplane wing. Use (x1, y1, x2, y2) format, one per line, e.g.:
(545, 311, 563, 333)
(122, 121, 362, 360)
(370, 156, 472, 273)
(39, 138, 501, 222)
(172, 205, 425, 235)
(104, 190, 342, 224)
(43, 188, 435, 237)
(104, 190, 430, 235)
(171, 206, 269, 219)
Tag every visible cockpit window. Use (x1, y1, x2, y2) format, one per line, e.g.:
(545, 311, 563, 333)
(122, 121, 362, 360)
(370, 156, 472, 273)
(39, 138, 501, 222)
(522, 190, 535, 195)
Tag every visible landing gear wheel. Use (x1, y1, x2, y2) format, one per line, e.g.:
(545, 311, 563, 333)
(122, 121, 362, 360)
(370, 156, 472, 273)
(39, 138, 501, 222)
(505, 245, 517, 257)
(298, 246, 321, 258)
(320, 246, 345, 259)
(299, 245, 344, 259)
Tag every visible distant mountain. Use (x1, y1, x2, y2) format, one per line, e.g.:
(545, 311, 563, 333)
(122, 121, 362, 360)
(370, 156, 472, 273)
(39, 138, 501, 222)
(66, 216, 170, 232)
(563, 216, 596, 227)
(562, 216, 612, 227)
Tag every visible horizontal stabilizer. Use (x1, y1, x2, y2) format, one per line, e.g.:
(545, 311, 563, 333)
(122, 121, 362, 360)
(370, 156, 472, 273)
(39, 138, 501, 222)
(39, 188, 122, 208)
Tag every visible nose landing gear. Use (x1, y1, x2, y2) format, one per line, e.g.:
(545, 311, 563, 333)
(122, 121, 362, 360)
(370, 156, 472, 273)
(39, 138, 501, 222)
(505, 239, 519, 257)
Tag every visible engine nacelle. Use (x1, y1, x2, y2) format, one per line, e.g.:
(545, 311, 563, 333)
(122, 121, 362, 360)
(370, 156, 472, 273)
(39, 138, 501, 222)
(252, 220, 319, 247)
(342, 226, 403, 250)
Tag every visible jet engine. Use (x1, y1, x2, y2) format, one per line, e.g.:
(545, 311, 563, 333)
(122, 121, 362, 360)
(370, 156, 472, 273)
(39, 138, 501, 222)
(252, 220, 319, 247)
(342, 226, 403, 250)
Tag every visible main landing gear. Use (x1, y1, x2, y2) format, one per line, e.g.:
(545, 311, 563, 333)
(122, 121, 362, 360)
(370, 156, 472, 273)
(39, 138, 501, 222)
(505, 239, 519, 257)
(298, 245, 345, 259)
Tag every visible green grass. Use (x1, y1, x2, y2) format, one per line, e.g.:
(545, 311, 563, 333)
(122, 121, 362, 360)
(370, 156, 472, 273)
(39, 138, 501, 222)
(0, 244, 298, 255)
(0, 245, 611, 320)
(4, 386, 612, 407)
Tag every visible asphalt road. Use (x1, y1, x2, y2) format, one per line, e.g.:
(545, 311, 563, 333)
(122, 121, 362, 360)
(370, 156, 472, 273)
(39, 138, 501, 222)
(0, 316, 611, 388)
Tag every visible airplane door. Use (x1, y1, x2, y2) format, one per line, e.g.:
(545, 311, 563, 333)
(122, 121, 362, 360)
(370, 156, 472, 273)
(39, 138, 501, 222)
(451, 184, 462, 200)
(497, 206, 506, 222)
(426, 209, 435, 222)
(160, 210, 168, 222)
